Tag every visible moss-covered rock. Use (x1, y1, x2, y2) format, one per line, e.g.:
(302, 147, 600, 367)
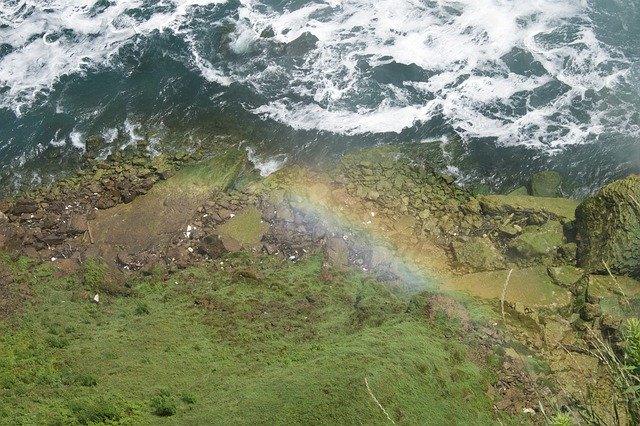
(528, 171, 562, 197)
(480, 195, 579, 220)
(452, 237, 505, 271)
(575, 175, 640, 278)
(508, 221, 564, 260)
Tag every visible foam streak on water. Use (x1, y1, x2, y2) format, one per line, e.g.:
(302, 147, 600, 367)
(0, 0, 229, 115)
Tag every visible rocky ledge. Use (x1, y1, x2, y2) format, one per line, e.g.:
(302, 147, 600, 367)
(0, 142, 639, 421)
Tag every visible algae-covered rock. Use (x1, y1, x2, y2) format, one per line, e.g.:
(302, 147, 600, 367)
(508, 186, 528, 196)
(217, 206, 267, 248)
(529, 171, 562, 197)
(508, 221, 564, 260)
(480, 195, 579, 220)
(452, 237, 505, 271)
(575, 175, 640, 278)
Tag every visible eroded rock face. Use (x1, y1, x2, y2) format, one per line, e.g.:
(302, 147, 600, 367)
(576, 175, 640, 278)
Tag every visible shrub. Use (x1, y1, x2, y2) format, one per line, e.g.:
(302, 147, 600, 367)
(151, 390, 177, 417)
(135, 302, 150, 315)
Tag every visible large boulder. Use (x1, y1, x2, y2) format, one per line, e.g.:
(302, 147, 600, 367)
(576, 175, 640, 278)
(528, 171, 563, 197)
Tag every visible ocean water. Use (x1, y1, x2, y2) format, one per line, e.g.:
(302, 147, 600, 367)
(1, 0, 639, 195)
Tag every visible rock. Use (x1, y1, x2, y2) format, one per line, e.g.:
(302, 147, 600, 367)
(452, 237, 505, 271)
(462, 198, 482, 215)
(66, 215, 88, 235)
(528, 171, 563, 197)
(10, 199, 38, 215)
(197, 235, 227, 258)
(580, 303, 602, 321)
(547, 266, 583, 288)
(84, 135, 105, 158)
(508, 221, 564, 260)
(96, 196, 117, 210)
(575, 175, 640, 278)
(508, 186, 528, 196)
(480, 195, 579, 220)
(325, 237, 349, 268)
(116, 252, 144, 270)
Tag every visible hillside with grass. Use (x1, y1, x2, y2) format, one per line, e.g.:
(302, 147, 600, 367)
(0, 253, 520, 425)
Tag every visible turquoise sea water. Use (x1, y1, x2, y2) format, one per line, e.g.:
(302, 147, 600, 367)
(1, 0, 639, 195)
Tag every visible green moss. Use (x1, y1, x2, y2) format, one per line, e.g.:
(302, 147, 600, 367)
(480, 195, 579, 220)
(217, 206, 267, 246)
(508, 221, 564, 259)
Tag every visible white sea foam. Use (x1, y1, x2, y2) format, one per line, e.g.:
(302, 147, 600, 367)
(246, 147, 286, 177)
(1, 0, 638, 152)
(0, 0, 231, 114)
(226, 0, 636, 147)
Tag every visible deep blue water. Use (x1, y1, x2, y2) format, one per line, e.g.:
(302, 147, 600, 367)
(1, 0, 639, 195)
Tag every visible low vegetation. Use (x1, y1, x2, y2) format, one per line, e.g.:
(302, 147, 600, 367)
(0, 253, 521, 425)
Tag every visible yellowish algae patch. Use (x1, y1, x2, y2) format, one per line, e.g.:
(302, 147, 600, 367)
(443, 266, 571, 307)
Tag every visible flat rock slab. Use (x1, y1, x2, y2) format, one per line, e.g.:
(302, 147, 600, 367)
(480, 195, 579, 220)
(89, 152, 245, 258)
(217, 206, 267, 250)
(443, 266, 570, 307)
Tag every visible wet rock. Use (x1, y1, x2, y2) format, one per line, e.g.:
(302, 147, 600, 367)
(508, 221, 564, 260)
(575, 174, 640, 278)
(260, 27, 275, 38)
(452, 237, 505, 271)
(84, 135, 105, 158)
(528, 171, 563, 197)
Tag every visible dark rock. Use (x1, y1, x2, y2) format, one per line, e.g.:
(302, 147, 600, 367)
(84, 135, 105, 158)
(121, 191, 136, 204)
(260, 27, 275, 38)
(10, 199, 38, 215)
(96, 196, 117, 210)
(580, 303, 602, 321)
(197, 235, 227, 258)
(576, 175, 640, 278)
(66, 215, 88, 235)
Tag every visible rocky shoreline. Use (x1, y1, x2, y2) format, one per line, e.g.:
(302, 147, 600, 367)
(1, 140, 639, 422)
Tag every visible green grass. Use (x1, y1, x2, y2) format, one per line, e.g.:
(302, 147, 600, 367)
(0, 254, 519, 425)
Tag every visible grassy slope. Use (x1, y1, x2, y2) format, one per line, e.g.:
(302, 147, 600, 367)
(0, 254, 520, 425)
